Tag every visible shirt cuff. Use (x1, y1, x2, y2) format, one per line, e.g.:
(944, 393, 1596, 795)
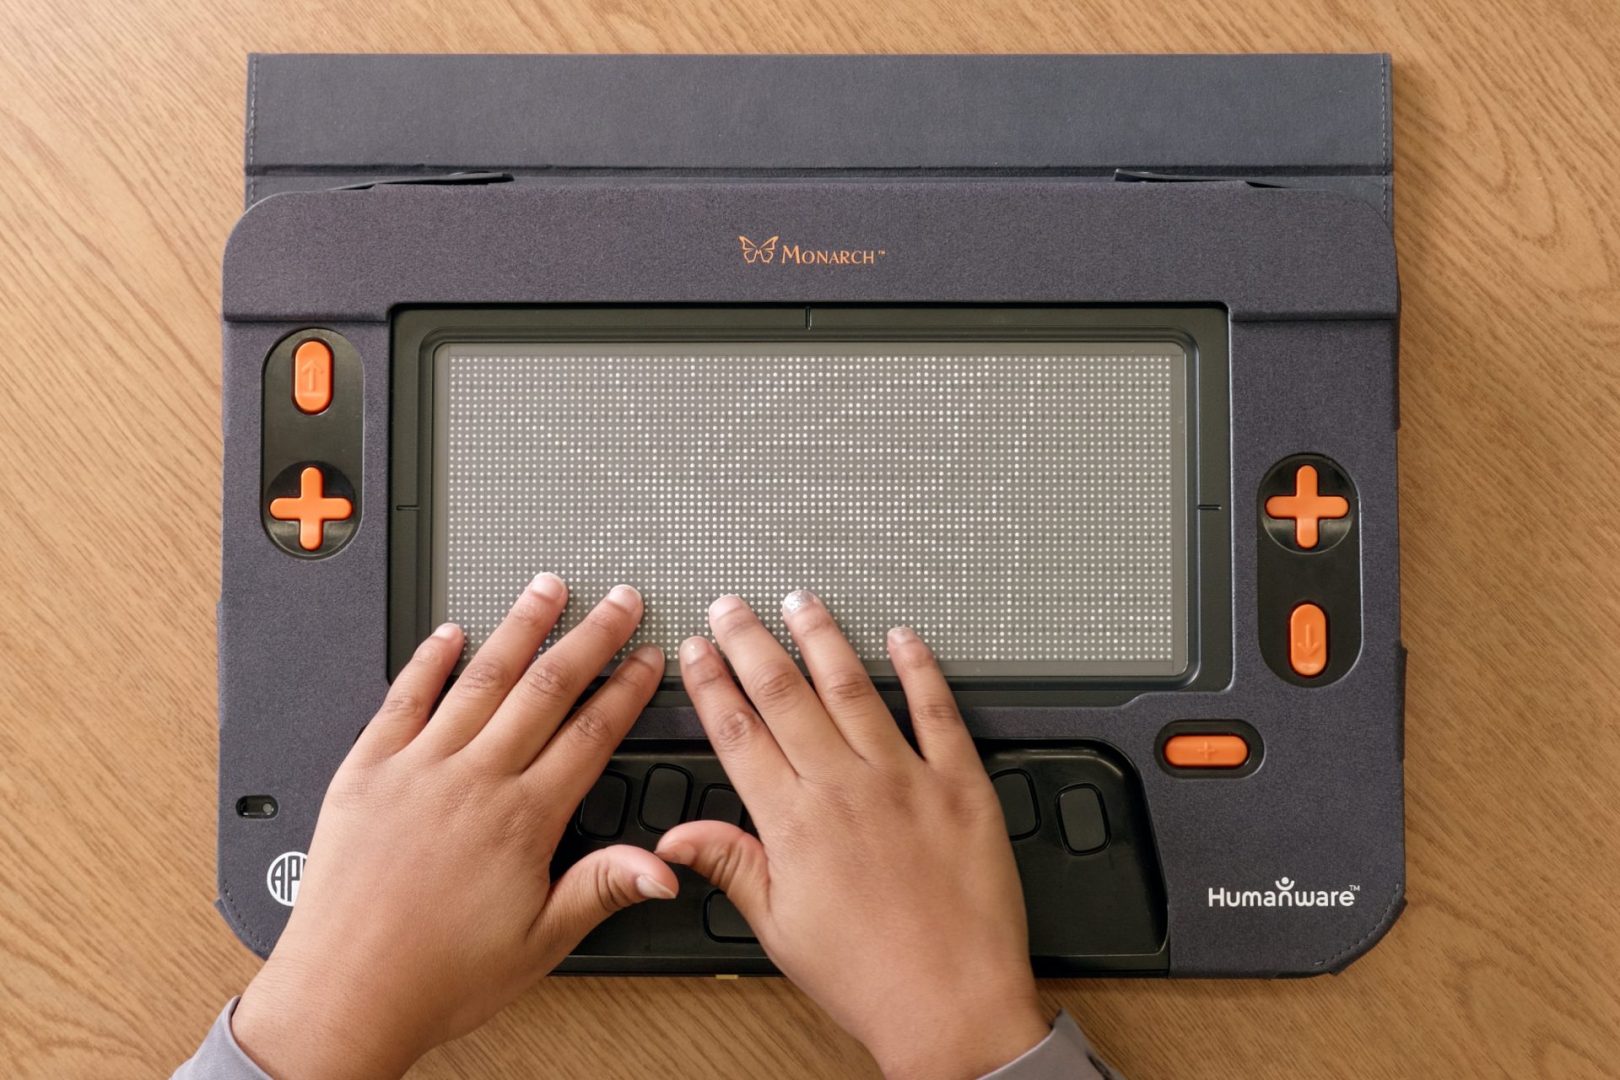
(171, 997, 274, 1080)
(977, 1011, 1121, 1080)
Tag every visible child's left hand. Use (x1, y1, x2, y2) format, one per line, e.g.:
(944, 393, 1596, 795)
(230, 574, 675, 1080)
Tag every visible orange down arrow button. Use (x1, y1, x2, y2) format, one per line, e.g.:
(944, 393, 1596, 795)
(1289, 603, 1329, 677)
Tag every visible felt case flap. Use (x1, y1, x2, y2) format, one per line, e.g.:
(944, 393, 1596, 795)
(244, 53, 1393, 221)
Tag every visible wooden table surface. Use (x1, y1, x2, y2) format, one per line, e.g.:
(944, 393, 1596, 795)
(2, 1, 1618, 1077)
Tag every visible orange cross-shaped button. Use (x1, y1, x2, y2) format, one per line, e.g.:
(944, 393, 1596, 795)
(1264, 465, 1349, 549)
(268, 466, 352, 551)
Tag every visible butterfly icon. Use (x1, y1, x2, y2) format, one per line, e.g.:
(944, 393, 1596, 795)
(738, 234, 779, 264)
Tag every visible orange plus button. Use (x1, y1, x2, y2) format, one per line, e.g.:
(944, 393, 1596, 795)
(268, 466, 352, 551)
(1164, 734, 1250, 769)
(1289, 602, 1329, 677)
(293, 339, 333, 414)
(1264, 464, 1349, 549)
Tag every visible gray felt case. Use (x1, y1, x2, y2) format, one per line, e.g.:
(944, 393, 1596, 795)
(219, 54, 1403, 976)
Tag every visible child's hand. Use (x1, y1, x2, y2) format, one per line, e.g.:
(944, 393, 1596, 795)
(658, 592, 1050, 1080)
(231, 576, 676, 1080)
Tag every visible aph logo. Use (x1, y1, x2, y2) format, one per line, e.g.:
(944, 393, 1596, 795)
(1207, 876, 1359, 909)
(267, 851, 307, 907)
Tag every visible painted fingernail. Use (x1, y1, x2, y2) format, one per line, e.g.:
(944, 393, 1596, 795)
(529, 572, 566, 602)
(782, 588, 816, 615)
(635, 875, 677, 901)
(679, 636, 712, 663)
(708, 594, 746, 621)
(607, 584, 642, 612)
(657, 841, 696, 866)
(432, 622, 460, 640)
(888, 626, 920, 645)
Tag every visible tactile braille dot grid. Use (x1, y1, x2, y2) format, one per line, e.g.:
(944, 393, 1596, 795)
(438, 344, 1184, 675)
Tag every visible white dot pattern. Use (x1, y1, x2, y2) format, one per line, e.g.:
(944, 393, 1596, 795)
(439, 343, 1186, 676)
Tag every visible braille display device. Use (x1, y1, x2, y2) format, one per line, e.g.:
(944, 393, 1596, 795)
(218, 54, 1405, 976)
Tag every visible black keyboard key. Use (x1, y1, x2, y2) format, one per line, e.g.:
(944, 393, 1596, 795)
(639, 765, 691, 832)
(992, 770, 1040, 839)
(704, 891, 756, 942)
(578, 773, 629, 839)
(1057, 785, 1109, 854)
(698, 784, 745, 827)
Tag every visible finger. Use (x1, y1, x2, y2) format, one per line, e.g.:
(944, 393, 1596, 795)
(887, 626, 979, 773)
(472, 584, 645, 769)
(678, 635, 795, 813)
(656, 820, 770, 931)
(707, 594, 852, 771)
(534, 844, 679, 960)
(355, 623, 463, 759)
(420, 572, 569, 755)
(781, 590, 909, 764)
(523, 644, 663, 807)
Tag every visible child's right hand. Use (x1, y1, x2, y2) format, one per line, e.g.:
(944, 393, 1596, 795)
(658, 591, 1051, 1080)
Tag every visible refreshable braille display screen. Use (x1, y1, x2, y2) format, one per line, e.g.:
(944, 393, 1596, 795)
(429, 341, 1191, 678)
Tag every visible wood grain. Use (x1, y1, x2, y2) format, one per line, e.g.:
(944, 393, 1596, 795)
(1, 1, 1617, 1076)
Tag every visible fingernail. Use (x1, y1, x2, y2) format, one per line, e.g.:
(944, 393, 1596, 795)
(888, 626, 919, 645)
(607, 584, 642, 612)
(529, 572, 566, 602)
(629, 644, 664, 668)
(657, 841, 696, 866)
(679, 636, 712, 663)
(432, 622, 460, 640)
(708, 594, 746, 621)
(782, 589, 817, 615)
(635, 875, 677, 901)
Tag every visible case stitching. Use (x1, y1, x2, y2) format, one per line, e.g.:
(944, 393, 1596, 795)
(220, 875, 272, 954)
(1311, 881, 1402, 969)
(1380, 54, 1392, 222)
(246, 55, 258, 207)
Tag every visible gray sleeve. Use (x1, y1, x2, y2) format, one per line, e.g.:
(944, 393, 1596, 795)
(168, 999, 1116, 1080)
(978, 1012, 1121, 1080)
(172, 998, 273, 1080)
